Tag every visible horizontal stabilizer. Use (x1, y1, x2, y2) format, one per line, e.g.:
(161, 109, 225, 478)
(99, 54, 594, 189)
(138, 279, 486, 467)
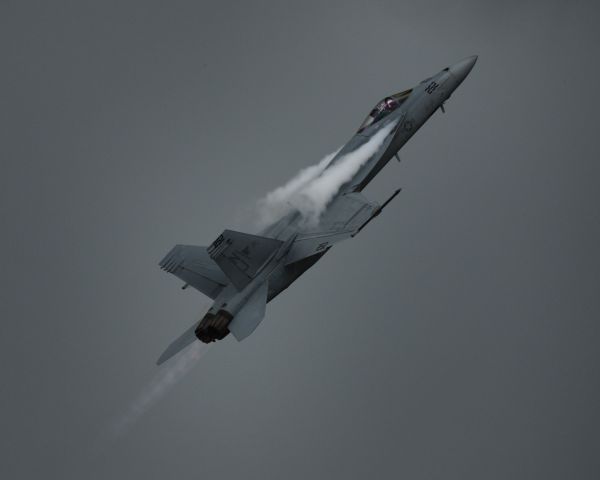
(228, 282, 268, 341)
(156, 319, 199, 365)
(208, 230, 283, 290)
(160, 245, 229, 299)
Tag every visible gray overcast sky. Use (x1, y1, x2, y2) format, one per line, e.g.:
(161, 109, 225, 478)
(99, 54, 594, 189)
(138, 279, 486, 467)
(2, 1, 600, 479)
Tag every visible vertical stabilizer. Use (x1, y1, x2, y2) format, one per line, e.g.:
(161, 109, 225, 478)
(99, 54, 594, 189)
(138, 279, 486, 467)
(207, 230, 283, 290)
(228, 282, 269, 341)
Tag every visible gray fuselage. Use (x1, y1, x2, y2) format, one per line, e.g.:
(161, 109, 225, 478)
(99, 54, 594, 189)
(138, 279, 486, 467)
(203, 57, 477, 331)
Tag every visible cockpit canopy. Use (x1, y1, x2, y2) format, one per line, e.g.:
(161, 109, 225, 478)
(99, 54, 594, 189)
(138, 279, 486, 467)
(358, 89, 413, 133)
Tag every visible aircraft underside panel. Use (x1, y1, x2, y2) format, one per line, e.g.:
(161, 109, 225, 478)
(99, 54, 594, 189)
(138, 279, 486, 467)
(267, 251, 328, 302)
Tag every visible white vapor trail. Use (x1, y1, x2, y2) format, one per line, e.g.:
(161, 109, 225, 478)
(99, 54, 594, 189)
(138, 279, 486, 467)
(256, 121, 396, 227)
(294, 122, 396, 225)
(109, 342, 210, 437)
(256, 149, 339, 227)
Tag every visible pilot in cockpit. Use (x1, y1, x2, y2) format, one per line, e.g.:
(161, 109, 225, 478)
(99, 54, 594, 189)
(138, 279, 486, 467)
(357, 90, 412, 133)
(384, 97, 397, 110)
(376, 97, 399, 117)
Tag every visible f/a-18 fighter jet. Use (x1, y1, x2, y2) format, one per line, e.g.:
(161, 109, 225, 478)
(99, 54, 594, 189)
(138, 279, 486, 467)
(157, 56, 477, 364)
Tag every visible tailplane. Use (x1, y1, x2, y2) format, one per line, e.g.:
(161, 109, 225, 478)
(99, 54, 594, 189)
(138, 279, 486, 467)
(156, 319, 199, 365)
(159, 245, 228, 299)
(156, 281, 269, 364)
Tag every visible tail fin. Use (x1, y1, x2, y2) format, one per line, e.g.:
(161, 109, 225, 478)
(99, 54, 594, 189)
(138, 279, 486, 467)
(207, 230, 283, 290)
(159, 245, 228, 299)
(228, 281, 269, 341)
(157, 281, 269, 364)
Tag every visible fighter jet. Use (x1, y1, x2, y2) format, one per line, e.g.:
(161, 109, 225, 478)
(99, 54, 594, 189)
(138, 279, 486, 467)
(157, 56, 477, 364)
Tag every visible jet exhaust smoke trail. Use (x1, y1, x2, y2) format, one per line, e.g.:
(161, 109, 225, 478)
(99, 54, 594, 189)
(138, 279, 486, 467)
(109, 342, 210, 437)
(257, 121, 396, 227)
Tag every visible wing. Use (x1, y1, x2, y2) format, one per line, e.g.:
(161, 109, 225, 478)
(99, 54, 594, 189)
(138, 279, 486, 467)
(285, 192, 379, 264)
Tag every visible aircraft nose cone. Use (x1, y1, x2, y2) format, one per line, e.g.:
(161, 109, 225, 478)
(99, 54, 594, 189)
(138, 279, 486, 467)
(448, 55, 478, 84)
